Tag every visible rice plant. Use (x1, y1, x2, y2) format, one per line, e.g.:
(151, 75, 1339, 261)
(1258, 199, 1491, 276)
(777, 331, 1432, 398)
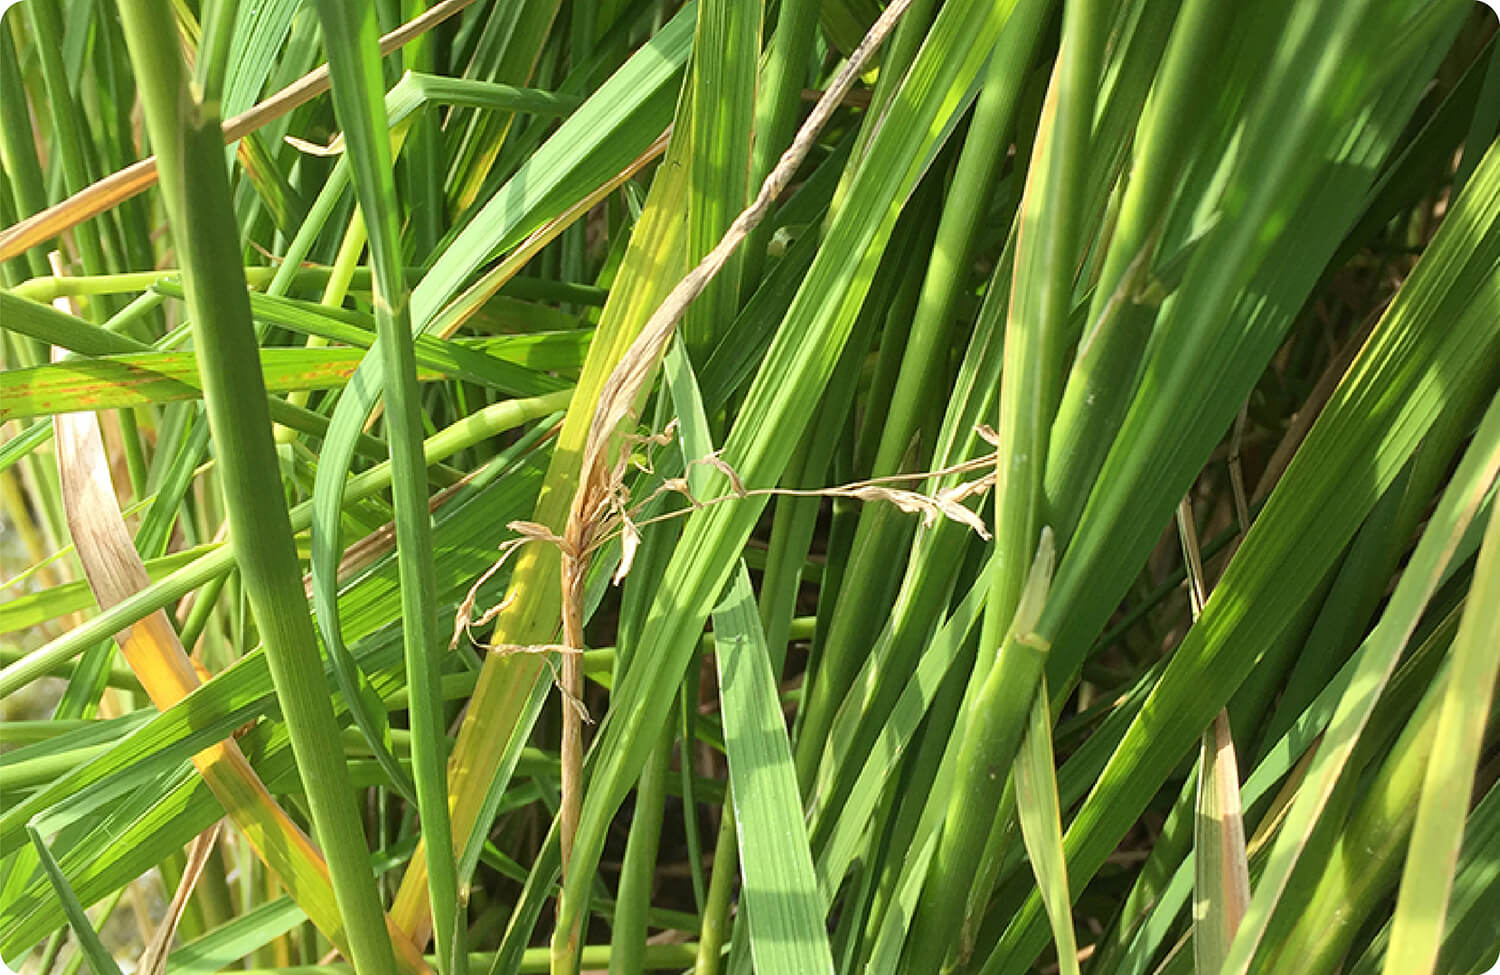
(1, 1, 1498, 973)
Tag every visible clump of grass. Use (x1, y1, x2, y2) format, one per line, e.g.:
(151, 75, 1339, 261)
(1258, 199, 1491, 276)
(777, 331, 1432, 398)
(2, 2, 1498, 975)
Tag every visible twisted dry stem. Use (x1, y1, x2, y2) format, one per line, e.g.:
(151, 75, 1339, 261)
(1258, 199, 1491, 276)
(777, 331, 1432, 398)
(542, 3, 920, 964)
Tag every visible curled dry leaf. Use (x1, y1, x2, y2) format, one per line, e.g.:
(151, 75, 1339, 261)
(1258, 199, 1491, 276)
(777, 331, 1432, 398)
(842, 485, 994, 539)
(284, 132, 346, 157)
(580, 425, 1002, 585)
(699, 452, 748, 497)
(613, 515, 641, 585)
(450, 544, 521, 650)
(937, 472, 998, 508)
(450, 519, 565, 650)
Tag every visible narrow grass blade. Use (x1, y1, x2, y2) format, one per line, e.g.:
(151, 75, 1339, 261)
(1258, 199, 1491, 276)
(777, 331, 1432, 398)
(0, 291, 392, 462)
(810, 551, 990, 895)
(713, 562, 835, 975)
(681, 0, 761, 357)
(25, 824, 124, 975)
(1381, 488, 1500, 975)
(0, 349, 452, 419)
(1179, 492, 1250, 975)
(412, 6, 695, 325)
(1218, 393, 1500, 975)
(1348, 778, 1500, 975)
(1013, 679, 1080, 975)
(1193, 710, 1250, 975)
(739, 0, 819, 289)
(138, 821, 223, 975)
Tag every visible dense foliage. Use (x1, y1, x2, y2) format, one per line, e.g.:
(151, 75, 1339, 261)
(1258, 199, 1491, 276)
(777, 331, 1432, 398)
(1, 1, 1498, 973)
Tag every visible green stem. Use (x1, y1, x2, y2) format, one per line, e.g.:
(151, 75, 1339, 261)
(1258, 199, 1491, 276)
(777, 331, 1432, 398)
(108, 2, 405, 969)
(693, 798, 740, 975)
(1044, 0, 1227, 543)
(0, 28, 54, 280)
(609, 728, 674, 975)
(24, 0, 119, 305)
(738, 0, 821, 294)
(904, 0, 1105, 963)
(791, 0, 1048, 783)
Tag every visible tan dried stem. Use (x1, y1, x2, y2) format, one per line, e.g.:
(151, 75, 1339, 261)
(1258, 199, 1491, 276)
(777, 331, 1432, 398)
(571, 0, 917, 505)
(452, 433, 1000, 662)
(1177, 493, 1250, 958)
(137, 822, 223, 975)
(547, 0, 916, 886)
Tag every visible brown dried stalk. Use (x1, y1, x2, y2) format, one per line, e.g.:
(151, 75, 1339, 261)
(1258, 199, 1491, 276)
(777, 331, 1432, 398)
(546, 0, 917, 881)
(452, 429, 999, 659)
(137, 822, 223, 975)
(571, 0, 918, 505)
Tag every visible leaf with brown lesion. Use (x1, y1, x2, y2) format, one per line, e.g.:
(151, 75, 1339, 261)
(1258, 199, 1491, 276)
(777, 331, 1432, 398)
(52, 359, 430, 975)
